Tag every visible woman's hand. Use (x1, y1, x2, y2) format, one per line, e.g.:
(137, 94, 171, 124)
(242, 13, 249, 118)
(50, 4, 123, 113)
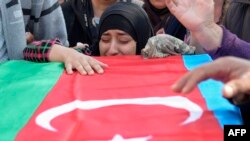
(49, 44, 108, 75)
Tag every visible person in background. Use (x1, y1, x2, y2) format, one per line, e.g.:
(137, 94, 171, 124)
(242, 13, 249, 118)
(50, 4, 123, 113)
(94, 2, 154, 56)
(143, 0, 186, 40)
(224, 0, 250, 42)
(214, 0, 231, 24)
(0, 0, 107, 75)
(61, 0, 144, 55)
(143, 0, 170, 34)
(164, 0, 250, 59)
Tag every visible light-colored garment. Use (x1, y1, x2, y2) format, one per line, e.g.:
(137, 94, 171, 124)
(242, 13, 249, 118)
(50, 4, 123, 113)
(141, 34, 195, 58)
(0, 0, 68, 62)
(0, 0, 26, 62)
(0, 10, 8, 63)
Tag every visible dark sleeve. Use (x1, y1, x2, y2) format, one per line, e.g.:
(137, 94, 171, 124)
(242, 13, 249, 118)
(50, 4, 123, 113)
(61, 1, 75, 41)
(164, 15, 186, 41)
(208, 26, 250, 59)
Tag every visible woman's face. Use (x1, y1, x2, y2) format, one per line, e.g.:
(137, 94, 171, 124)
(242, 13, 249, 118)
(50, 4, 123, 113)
(99, 29, 136, 56)
(149, 0, 166, 9)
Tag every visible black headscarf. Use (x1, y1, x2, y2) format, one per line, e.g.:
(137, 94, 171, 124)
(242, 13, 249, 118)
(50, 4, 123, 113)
(94, 2, 154, 55)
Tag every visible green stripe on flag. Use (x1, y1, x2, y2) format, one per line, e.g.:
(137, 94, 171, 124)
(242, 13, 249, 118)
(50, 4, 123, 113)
(0, 61, 64, 141)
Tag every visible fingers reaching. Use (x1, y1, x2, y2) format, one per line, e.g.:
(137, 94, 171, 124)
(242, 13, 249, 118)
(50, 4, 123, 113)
(171, 60, 228, 93)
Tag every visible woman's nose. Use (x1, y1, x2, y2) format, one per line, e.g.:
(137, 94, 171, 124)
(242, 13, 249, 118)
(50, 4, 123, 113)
(106, 40, 119, 56)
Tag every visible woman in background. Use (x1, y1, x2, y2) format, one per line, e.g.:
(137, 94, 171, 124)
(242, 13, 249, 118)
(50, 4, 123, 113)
(224, 0, 250, 42)
(61, 0, 143, 55)
(143, 0, 186, 40)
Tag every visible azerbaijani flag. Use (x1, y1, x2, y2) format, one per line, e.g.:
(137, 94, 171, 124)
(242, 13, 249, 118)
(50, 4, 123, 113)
(0, 55, 242, 141)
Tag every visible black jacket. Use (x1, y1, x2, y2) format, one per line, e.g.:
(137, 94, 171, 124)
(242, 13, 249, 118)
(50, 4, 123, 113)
(61, 0, 99, 54)
(142, 0, 186, 40)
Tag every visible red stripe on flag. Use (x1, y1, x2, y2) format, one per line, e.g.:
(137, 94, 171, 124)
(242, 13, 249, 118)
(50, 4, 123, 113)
(16, 56, 222, 141)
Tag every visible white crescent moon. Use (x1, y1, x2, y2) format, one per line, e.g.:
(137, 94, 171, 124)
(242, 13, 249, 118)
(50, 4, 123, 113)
(35, 96, 203, 132)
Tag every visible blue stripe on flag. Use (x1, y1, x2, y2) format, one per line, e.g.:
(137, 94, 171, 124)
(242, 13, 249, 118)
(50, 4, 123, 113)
(182, 54, 242, 128)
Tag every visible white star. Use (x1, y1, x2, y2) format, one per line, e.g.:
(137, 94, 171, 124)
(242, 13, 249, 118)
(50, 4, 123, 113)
(110, 134, 152, 141)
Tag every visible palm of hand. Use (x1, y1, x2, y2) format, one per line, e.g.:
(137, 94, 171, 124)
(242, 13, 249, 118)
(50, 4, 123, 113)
(167, 0, 214, 32)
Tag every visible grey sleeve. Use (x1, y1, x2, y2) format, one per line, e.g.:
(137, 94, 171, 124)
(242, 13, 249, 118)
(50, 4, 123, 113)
(0, 10, 8, 62)
(31, 0, 69, 46)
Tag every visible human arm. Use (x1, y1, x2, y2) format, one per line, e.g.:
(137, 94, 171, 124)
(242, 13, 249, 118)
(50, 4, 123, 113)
(23, 39, 107, 75)
(165, 0, 222, 51)
(172, 56, 250, 105)
(165, 0, 250, 59)
(208, 26, 250, 59)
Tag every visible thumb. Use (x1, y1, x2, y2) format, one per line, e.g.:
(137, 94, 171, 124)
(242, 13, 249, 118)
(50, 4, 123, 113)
(223, 79, 250, 105)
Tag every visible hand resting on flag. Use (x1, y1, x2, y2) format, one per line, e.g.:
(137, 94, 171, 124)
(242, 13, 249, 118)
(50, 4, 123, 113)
(49, 44, 108, 75)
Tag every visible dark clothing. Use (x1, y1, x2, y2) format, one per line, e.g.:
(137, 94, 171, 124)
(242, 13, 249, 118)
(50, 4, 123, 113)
(142, 0, 170, 34)
(61, 0, 98, 54)
(238, 102, 250, 127)
(142, 0, 186, 40)
(164, 15, 186, 40)
(96, 2, 154, 55)
(224, 0, 250, 42)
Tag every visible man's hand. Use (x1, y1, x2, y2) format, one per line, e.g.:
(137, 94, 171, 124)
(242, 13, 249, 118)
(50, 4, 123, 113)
(172, 57, 250, 104)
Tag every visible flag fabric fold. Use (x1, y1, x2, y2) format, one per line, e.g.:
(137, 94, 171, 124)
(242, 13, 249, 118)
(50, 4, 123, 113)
(0, 55, 242, 141)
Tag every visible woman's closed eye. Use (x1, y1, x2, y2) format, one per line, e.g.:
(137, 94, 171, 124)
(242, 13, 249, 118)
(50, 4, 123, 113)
(119, 36, 133, 44)
(100, 35, 110, 43)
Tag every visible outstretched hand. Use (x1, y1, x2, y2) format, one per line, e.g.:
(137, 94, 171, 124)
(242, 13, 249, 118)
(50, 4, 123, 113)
(165, 0, 215, 32)
(172, 57, 250, 105)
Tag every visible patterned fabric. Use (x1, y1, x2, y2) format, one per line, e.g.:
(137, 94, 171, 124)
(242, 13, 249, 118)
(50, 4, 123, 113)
(23, 39, 61, 62)
(23, 39, 91, 62)
(141, 34, 195, 58)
